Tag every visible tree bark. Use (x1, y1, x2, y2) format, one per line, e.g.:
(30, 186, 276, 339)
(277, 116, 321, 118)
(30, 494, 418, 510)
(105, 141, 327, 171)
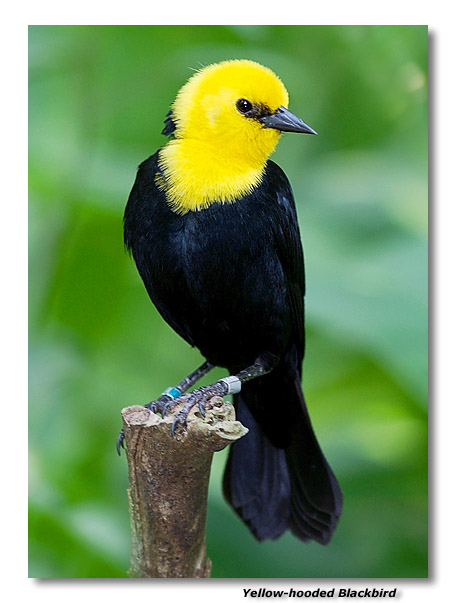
(121, 395, 248, 578)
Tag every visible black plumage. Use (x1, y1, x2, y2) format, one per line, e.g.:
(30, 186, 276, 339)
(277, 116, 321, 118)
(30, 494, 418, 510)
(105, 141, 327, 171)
(124, 152, 343, 544)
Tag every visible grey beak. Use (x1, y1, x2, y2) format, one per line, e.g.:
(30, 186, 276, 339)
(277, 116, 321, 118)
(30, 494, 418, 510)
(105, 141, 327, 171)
(260, 105, 318, 135)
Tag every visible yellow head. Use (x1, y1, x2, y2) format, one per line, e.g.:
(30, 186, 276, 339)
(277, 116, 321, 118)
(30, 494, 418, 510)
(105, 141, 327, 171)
(157, 59, 316, 214)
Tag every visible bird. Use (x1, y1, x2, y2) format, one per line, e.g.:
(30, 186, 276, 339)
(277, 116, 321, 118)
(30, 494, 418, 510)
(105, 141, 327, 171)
(122, 59, 343, 544)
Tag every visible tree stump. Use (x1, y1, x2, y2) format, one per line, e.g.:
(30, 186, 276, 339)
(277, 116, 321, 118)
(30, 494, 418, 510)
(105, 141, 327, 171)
(121, 395, 248, 578)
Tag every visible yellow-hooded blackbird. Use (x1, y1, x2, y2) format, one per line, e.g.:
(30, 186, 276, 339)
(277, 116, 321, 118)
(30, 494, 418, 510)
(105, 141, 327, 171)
(122, 59, 342, 544)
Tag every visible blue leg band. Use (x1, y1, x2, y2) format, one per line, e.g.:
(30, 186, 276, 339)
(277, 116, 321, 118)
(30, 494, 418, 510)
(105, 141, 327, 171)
(161, 386, 181, 399)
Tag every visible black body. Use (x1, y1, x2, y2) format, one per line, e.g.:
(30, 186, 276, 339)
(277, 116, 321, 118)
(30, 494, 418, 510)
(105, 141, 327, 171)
(124, 152, 342, 543)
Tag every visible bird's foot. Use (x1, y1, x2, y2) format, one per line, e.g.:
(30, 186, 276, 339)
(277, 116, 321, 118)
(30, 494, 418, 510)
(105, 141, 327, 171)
(117, 387, 183, 455)
(171, 382, 228, 437)
(117, 379, 235, 452)
(145, 386, 182, 416)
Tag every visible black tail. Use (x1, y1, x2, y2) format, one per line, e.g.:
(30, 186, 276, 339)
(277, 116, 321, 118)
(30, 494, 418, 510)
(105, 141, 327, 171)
(223, 370, 343, 544)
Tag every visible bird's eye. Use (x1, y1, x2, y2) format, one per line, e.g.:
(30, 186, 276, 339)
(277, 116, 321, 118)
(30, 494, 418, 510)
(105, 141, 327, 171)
(236, 99, 253, 115)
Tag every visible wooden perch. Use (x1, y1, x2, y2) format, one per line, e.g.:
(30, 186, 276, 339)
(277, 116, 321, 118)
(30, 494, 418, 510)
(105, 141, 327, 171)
(121, 395, 248, 578)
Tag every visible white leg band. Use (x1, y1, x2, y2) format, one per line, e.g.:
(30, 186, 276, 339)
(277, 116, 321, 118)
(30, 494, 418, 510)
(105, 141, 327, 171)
(218, 376, 242, 395)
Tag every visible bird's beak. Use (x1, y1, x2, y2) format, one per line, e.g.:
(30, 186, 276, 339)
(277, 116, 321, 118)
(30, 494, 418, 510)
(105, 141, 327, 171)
(260, 105, 318, 135)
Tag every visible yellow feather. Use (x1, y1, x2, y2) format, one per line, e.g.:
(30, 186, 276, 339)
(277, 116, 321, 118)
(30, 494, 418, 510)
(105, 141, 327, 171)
(157, 60, 289, 214)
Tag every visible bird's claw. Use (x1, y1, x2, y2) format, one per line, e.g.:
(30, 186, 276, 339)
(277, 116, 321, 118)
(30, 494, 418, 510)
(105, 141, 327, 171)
(145, 395, 175, 416)
(198, 398, 206, 418)
(116, 428, 125, 456)
(145, 398, 164, 414)
(161, 399, 181, 418)
(170, 382, 227, 437)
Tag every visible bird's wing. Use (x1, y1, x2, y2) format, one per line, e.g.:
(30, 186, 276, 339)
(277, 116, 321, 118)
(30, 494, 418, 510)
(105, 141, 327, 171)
(268, 161, 306, 367)
(124, 153, 197, 347)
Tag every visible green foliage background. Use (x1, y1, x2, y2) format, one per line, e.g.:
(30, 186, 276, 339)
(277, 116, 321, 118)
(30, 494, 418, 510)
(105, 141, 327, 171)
(29, 25, 428, 578)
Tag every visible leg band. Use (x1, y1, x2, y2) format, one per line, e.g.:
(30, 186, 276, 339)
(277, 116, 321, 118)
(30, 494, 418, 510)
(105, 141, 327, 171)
(161, 386, 181, 400)
(218, 376, 242, 395)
